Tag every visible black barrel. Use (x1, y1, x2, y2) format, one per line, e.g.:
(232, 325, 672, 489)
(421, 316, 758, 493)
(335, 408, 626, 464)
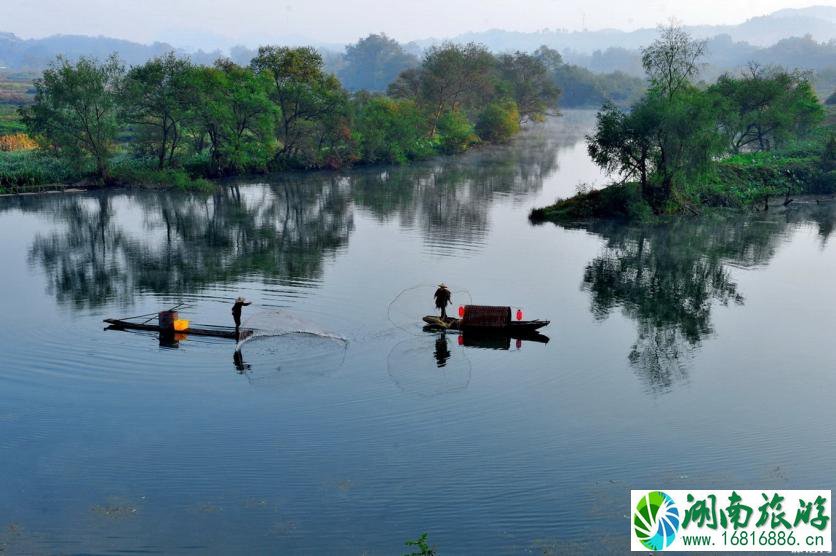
(159, 311, 179, 332)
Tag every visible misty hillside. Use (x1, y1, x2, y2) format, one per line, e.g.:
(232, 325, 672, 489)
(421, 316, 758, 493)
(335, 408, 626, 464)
(0, 33, 226, 71)
(414, 6, 836, 52)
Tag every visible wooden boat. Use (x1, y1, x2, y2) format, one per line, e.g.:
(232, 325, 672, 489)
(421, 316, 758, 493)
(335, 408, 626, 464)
(422, 315, 549, 333)
(422, 305, 549, 335)
(104, 318, 252, 340)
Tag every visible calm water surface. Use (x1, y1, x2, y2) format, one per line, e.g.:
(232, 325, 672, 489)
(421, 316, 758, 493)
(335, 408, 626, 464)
(1, 111, 835, 554)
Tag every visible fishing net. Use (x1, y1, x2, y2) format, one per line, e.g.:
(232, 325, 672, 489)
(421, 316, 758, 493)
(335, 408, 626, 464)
(233, 310, 349, 384)
(387, 334, 471, 398)
(387, 284, 472, 336)
(234, 333, 348, 385)
(238, 310, 348, 347)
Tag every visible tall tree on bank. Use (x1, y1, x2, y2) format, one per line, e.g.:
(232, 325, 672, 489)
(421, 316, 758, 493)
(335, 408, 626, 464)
(417, 43, 497, 137)
(22, 55, 123, 179)
(188, 60, 277, 175)
(641, 22, 706, 100)
(250, 46, 348, 164)
(119, 53, 195, 169)
(588, 25, 723, 211)
(496, 51, 561, 123)
(339, 34, 419, 92)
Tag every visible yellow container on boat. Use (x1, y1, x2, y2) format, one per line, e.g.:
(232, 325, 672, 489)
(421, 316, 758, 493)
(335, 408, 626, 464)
(173, 319, 190, 332)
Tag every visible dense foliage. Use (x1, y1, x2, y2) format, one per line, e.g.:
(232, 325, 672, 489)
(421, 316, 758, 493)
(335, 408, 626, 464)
(21, 55, 123, 179)
(13, 43, 560, 187)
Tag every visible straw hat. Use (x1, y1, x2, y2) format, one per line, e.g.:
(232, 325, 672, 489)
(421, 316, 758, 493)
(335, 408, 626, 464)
(438, 283, 448, 289)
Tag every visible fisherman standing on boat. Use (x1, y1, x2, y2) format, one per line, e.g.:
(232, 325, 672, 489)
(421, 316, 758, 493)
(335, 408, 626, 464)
(232, 297, 251, 338)
(434, 283, 451, 319)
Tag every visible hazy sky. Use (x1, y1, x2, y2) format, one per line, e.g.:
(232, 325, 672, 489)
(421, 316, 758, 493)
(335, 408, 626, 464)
(3, 0, 825, 48)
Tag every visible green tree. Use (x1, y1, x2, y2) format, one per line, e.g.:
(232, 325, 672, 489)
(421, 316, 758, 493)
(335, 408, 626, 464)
(823, 134, 836, 171)
(476, 100, 521, 143)
(587, 88, 724, 210)
(22, 55, 123, 179)
(641, 23, 706, 100)
(250, 46, 348, 164)
(353, 96, 429, 163)
(414, 42, 497, 137)
(495, 51, 560, 123)
(587, 100, 658, 194)
(187, 60, 276, 175)
(710, 66, 825, 153)
(339, 34, 418, 92)
(652, 87, 725, 203)
(533, 45, 564, 73)
(118, 53, 195, 169)
(436, 109, 477, 154)
(386, 67, 422, 100)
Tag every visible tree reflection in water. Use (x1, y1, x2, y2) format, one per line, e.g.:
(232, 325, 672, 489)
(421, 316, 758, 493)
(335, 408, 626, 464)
(20, 182, 354, 309)
(566, 203, 835, 393)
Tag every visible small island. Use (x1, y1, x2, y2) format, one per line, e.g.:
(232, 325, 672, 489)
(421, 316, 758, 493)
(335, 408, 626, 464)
(531, 25, 836, 223)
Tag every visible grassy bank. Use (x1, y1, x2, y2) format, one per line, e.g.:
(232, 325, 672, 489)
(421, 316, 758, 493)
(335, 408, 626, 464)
(0, 150, 217, 194)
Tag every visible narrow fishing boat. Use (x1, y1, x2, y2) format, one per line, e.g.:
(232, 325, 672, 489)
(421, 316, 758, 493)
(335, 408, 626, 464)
(422, 305, 549, 335)
(104, 310, 252, 340)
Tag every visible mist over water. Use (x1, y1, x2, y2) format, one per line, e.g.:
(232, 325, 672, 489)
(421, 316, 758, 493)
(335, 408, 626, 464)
(1, 112, 835, 554)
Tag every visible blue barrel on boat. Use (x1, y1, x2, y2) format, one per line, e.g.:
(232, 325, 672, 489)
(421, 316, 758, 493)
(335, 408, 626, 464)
(461, 305, 511, 328)
(159, 310, 178, 331)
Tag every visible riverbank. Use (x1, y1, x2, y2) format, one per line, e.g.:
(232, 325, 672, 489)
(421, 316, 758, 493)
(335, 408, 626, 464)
(0, 117, 530, 196)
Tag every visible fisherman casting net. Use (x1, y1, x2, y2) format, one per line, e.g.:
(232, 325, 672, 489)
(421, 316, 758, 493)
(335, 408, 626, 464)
(387, 284, 472, 336)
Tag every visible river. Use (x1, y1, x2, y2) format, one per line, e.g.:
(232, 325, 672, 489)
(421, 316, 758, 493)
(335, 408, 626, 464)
(1, 111, 834, 554)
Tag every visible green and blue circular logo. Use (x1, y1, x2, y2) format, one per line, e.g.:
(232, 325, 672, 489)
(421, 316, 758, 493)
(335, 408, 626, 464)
(633, 491, 680, 550)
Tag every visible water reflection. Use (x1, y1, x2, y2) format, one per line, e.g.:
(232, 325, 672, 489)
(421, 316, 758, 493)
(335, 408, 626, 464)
(388, 335, 472, 397)
(348, 127, 562, 253)
(13, 183, 353, 308)
(434, 333, 452, 367)
(563, 204, 836, 393)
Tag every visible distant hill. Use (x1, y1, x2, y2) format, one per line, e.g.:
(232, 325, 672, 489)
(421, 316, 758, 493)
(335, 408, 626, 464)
(0, 33, 224, 71)
(412, 5, 836, 52)
(0, 5, 834, 81)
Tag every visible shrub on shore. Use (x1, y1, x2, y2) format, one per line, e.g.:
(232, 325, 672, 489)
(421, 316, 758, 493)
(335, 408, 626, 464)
(0, 150, 80, 191)
(0, 133, 37, 152)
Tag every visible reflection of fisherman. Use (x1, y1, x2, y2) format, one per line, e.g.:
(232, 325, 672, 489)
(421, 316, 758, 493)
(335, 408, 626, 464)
(233, 349, 251, 373)
(434, 283, 451, 319)
(434, 333, 451, 368)
(232, 296, 251, 337)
